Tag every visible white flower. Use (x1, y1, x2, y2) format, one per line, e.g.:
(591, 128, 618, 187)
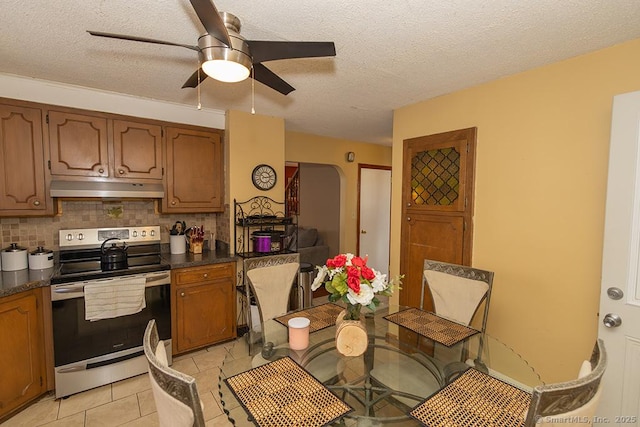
(311, 266, 328, 291)
(347, 284, 374, 306)
(370, 270, 388, 293)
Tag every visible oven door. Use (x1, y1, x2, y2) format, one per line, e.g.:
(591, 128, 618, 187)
(51, 271, 171, 368)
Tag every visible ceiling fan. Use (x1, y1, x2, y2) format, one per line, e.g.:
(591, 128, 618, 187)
(88, 0, 336, 95)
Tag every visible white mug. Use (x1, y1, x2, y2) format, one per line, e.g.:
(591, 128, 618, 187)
(170, 235, 187, 254)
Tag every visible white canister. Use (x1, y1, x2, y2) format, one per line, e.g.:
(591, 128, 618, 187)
(1, 243, 28, 271)
(29, 246, 54, 270)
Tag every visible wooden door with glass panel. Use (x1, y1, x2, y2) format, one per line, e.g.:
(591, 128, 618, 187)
(400, 127, 476, 311)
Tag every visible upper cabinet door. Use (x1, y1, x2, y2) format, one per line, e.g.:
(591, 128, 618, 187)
(48, 110, 109, 178)
(163, 126, 224, 213)
(0, 103, 51, 215)
(112, 119, 163, 181)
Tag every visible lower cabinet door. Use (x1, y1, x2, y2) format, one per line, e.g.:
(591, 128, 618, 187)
(0, 290, 46, 419)
(174, 279, 236, 354)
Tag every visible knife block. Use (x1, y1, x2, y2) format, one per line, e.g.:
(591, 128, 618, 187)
(189, 239, 203, 254)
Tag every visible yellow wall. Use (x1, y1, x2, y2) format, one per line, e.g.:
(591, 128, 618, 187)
(285, 131, 392, 254)
(392, 38, 640, 382)
(226, 110, 285, 252)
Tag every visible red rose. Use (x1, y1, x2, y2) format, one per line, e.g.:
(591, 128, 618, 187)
(346, 266, 361, 292)
(351, 256, 365, 268)
(331, 254, 347, 268)
(361, 266, 375, 280)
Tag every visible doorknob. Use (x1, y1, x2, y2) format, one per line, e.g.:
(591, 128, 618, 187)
(607, 287, 624, 300)
(603, 313, 622, 328)
(361, 229, 367, 234)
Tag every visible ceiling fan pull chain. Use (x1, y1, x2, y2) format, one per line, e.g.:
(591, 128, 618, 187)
(251, 65, 255, 115)
(197, 65, 202, 110)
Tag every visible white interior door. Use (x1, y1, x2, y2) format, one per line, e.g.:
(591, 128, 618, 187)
(598, 90, 640, 424)
(359, 167, 391, 276)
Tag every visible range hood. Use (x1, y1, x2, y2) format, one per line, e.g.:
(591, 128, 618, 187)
(50, 181, 165, 199)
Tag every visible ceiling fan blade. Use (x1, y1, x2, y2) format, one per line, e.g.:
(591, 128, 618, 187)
(87, 31, 200, 51)
(189, 0, 231, 47)
(182, 68, 209, 88)
(252, 63, 295, 95)
(246, 41, 336, 64)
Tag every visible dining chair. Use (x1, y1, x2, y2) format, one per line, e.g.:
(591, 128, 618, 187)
(421, 259, 494, 333)
(244, 253, 300, 355)
(411, 339, 606, 427)
(143, 319, 205, 427)
(525, 338, 606, 426)
(419, 259, 495, 381)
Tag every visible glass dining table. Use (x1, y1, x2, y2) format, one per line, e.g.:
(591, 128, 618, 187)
(218, 304, 543, 426)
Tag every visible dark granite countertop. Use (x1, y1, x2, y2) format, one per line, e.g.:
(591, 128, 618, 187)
(0, 249, 237, 299)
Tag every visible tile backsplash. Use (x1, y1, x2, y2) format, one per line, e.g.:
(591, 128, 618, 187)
(0, 200, 229, 252)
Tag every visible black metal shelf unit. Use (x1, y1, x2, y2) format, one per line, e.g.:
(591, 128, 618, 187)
(233, 196, 298, 258)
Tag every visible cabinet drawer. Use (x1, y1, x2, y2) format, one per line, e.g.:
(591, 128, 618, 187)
(173, 263, 234, 285)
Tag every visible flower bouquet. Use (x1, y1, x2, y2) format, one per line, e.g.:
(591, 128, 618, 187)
(311, 253, 402, 321)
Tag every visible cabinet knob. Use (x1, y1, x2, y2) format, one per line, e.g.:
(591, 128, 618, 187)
(180, 292, 185, 297)
(171, 200, 177, 205)
(118, 169, 125, 175)
(407, 217, 411, 221)
(98, 168, 105, 174)
(203, 273, 208, 278)
(33, 200, 41, 206)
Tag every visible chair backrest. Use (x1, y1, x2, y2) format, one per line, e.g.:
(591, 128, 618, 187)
(143, 319, 205, 427)
(524, 339, 606, 426)
(421, 259, 494, 332)
(244, 253, 300, 354)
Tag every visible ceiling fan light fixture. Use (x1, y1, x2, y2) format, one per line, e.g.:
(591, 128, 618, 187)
(198, 32, 252, 83)
(202, 59, 249, 82)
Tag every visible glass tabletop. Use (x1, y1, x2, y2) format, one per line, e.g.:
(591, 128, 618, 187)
(218, 305, 543, 426)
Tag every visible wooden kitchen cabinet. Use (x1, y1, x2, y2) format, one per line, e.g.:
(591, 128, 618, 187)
(163, 126, 224, 213)
(0, 100, 54, 216)
(171, 263, 236, 354)
(48, 110, 163, 181)
(0, 290, 47, 420)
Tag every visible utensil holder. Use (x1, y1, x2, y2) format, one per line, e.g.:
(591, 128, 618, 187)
(170, 235, 187, 254)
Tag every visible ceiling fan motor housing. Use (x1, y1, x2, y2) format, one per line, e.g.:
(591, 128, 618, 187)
(198, 12, 252, 73)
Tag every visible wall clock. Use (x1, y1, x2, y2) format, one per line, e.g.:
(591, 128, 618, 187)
(252, 164, 277, 191)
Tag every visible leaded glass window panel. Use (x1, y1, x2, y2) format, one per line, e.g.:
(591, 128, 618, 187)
(411, 147, 460, 206)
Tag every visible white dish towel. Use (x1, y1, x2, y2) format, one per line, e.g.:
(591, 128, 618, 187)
(84, 277, 147, 321)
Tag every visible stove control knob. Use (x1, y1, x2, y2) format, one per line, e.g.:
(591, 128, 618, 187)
(150, 230, 155, 237)
(142, 230, 147, 237)
(132, 231, 138, 238)
(66, 233, 73, 241)
(78, 233, 84, 241)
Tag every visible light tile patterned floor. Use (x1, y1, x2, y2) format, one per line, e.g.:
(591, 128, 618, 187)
(0, 340, 241, 427)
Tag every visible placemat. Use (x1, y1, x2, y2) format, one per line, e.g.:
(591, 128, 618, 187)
(384, 307, 479, 347)
(410, 368, 532, 427)
(225, 356, 352, 427)
(275, 303, 344, 333)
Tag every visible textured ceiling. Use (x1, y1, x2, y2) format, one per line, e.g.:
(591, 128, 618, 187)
(2, 1, 640, 145)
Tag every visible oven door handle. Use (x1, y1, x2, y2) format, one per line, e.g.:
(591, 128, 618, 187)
(145, 273, 170, 283)
(53, 284, 86, 294)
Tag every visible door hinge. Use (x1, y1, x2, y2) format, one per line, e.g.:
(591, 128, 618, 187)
(47, 160, 51, 170)
(463, 221, 467, 231)
(45, 113, 49, 124)
(464, 197, 468, 209)
(161, 128, 164, 137)
(466, 143, 470, 153)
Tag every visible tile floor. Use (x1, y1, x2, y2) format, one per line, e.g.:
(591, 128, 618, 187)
(0, 339, 242, 427)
